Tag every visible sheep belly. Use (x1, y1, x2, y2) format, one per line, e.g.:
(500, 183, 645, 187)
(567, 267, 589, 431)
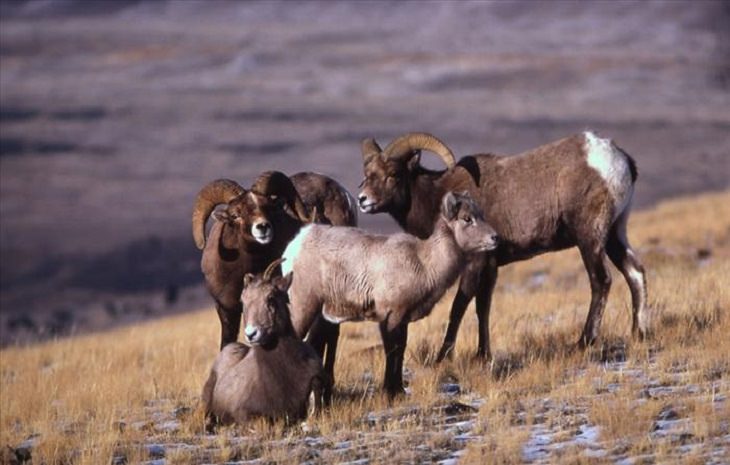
(322, 303, 365, 324)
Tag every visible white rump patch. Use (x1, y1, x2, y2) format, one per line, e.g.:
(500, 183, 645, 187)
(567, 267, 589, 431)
(282, 224, 314, 275)
(583, 131, 633, 220)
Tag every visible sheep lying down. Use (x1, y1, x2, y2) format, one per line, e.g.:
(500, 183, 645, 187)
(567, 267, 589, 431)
(202, 259, 327, 425)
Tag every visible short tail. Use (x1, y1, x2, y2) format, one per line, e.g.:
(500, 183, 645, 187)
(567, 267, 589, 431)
(618, 145, 638, 183)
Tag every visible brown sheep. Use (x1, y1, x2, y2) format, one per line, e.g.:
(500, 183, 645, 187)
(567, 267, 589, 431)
(202, 259, 327, 426)
(357, 131, 648, 361)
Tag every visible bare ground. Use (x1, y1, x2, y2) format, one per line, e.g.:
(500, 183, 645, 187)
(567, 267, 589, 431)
(1, 0, 729, 343)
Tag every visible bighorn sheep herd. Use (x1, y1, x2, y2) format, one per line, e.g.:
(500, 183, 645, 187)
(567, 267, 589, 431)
(192, 171, 356, 396)
(193, 130, 647, 424)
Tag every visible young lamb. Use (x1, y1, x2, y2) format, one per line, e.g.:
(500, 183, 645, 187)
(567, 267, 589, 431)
(282, 191, 498, 396)
(202, 259, 327, 426)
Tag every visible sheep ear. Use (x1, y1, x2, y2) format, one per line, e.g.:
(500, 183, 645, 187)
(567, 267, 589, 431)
(362, 138, 382, 163)
(243, 273, 255, 288)
(212, 210, 230, 223)
(274, 272, 293, 292)
(441, 192, 460, 220)
(406, 150, 421, 171)
(272, 271, 294, 292)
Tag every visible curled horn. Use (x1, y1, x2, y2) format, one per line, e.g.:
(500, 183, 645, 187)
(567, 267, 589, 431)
(192, 179, 246, 250)
(251, 171, 310, 223)
(361, 137, 382, 164)
(382, 132, 456, 169)
(263, 258, 285, 281)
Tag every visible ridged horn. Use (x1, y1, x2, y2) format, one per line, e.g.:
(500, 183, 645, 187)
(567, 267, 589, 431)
(263, 258, 285, 281)
(382, 132, 456, 169)
(251, 171, 310, 223)
(361, 137, 382, 163)
(192, 179, 246, 250)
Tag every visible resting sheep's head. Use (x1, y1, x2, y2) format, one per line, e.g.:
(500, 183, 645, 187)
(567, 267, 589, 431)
(441, 191, 499, 254)
(357, 132, 456, 214)
(240, 258, 294, 348)
(192, 172, 313, 250)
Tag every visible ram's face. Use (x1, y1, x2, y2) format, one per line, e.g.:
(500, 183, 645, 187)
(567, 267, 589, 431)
(358, 156, 410, 214)
(240, 273, 293, 348)
(213, 192, 279, 245)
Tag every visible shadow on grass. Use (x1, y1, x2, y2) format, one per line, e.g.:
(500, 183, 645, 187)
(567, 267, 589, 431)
(474, 330, 633, 382)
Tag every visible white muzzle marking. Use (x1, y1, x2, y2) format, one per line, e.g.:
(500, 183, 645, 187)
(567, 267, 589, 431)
(251, 224, 272, 244)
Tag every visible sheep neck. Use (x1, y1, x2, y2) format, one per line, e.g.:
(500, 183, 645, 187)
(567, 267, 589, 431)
(415, 218, 464, 290)
(392, 169, 446, 239)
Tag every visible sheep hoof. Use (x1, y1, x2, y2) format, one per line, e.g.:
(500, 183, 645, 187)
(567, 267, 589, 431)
(435, 346, 455, 364)
(632, 326, 649, 342)
(471, 351, 492, 365)
(576, 332, 597, 350)
(385, 386, 406, 400)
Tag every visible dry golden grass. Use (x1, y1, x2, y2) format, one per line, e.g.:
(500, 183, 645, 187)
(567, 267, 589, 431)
(2, 191, 729, 464)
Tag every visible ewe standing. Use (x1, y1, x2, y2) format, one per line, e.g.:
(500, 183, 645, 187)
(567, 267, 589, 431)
(282, 192, 498, 397)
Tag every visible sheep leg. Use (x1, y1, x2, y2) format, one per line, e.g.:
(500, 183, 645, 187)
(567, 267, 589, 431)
(322, 322, 339, 404)
(306, 315, 328, 357)
(379, 320, 409, 398)
(306, 315, 338, 404)
(309, 373, 328, 417)
(201, 369, 218, 431)
(475, 260, 498, 361)
(435, 289, 471, 362)
(606, 222, 648, 340)
(435, 258, 484, 362)
(577, 244, 613, 348)
(216, 302, 242, 349)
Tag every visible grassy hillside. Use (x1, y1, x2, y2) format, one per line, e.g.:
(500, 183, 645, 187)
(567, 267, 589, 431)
(1, 191, 728, 464)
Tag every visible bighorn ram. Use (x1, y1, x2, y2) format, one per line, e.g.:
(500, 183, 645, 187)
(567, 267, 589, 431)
(202, 259, 326, 426)
(357, 131, 647, 361)
(192, 171, 357, 390)
(282, 192, 498, 396)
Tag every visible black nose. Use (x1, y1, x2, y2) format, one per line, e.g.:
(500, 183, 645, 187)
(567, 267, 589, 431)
(245, 325, 259, 341)
(255, 222, 271, 232)
(490, 234, 500, 244)
(358, 194, 367, 205)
